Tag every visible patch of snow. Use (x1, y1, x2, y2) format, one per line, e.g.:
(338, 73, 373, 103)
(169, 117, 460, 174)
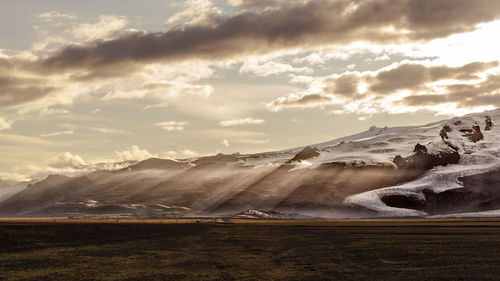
(83, 200, 98, 208)
(429, 209, 500, 218)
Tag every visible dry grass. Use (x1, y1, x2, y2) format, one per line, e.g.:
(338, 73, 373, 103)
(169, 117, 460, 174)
(1, 219, 499, 280)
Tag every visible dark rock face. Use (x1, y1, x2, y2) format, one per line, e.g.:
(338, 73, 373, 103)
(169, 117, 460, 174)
(485, 116, 493, 131)
(413, 143, 428, 153)
(288, 146, 320, 163)
(422, 188, 485, 214)
(440, 125, 452, 140)
(459, 125, 483, 142)
(393, 144, 460, 171)
(439, 125, 459, 151)
(381, 194, 427, 211)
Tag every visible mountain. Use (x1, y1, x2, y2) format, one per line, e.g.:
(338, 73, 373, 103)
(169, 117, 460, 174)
(0, 180, 29, 203)
(1, 109, 500, 218)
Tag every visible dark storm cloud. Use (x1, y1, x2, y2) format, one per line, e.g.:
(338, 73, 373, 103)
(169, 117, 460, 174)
(38, 0, 500, 75)
(324, 73, 360, 97)
(318, 61, 498, 97)
(404, 74, 500, 107)
(370, 61, 499, 94)
(0, 75, 58, 107)
(267, 61, 500, 110)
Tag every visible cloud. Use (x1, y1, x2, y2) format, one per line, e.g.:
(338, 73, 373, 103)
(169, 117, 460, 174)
(228, 0, 285, 8)
(0, 118, 12, 130)
(163, 149, 199, 158)
(180, 149, 198, 157)
(324, 73, 360, 97)
(0, 14, 130, 110)
(0, 133, 57, 146)
(165, 0, 220, 25)
(0, 74, 59, 107)
(33, 14, 129, 54)
(2, 0, 500, 112)
(38, 11, 77, 23)
(47, 152, 86, 169)
(369, 61, 498, 94)
(37, 0, 500, 76)
(143, 81, 212, 96)
(43, 123, 130, 136)
(0, 172, 29, 182)
(7, 148, 152, 181)
(155, 121, 187, 132)
(115, 145, 156, 161)
(70, 15, 128, 42)
(3, 0, 500, 111)
(88, 126, 131, 135)
(239, 59, 311, 76)
(101, 63, 214, 102)
(221, 139, 230, 147)
(40, 130, 74, 137)
(267, 60, 500, 114)
(403, 73, 500, 107)
(293, 53, 327, 65)
(219, 117, 265, 127)
(103, 82, 213, 100)
(38, 108, 69, 116)
(267, 93, 335, 111)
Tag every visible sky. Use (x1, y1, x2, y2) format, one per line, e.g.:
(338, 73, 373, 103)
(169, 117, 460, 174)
(1, 0, 500, 181)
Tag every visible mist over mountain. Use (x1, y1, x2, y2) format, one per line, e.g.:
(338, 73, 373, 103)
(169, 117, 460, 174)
(2, 109, 500, 219)
(0, 180, 28, 203)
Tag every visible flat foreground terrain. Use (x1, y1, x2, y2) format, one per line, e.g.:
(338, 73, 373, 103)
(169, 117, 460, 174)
(1, 219, 500, 280)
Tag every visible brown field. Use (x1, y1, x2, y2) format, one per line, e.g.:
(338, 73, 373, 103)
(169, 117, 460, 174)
(1, 218, 500, 280)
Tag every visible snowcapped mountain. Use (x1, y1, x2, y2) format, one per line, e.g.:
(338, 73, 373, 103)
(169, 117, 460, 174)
(2, 109, 500, 218)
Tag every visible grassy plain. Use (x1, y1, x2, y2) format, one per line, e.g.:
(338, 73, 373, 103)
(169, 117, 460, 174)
(1, 218, 499, 280)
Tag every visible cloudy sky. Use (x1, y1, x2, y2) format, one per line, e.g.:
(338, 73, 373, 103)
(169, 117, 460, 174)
(1, 0, 500, 181)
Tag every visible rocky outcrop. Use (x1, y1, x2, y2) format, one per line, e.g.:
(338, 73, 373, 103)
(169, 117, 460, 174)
(413, 143, 428, 153)
(439, 125, 459, 151)
(485, 116, 493, 130)
(288, 146, 320, 163)
(459, 125, 483, 142)
(440, 125, 452, 140)
(393, 144, 460, 171)
(440, 121, 485, 151)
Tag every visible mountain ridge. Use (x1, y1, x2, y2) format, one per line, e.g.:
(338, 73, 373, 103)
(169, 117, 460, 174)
(2, 109, 500, 218)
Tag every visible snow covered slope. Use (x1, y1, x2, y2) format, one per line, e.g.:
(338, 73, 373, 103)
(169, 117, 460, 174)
(345, 109, 500, 217)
